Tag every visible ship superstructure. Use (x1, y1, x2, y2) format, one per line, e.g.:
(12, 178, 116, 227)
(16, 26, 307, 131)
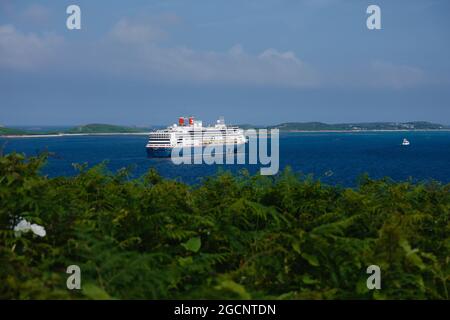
(146, 117, 247, 157)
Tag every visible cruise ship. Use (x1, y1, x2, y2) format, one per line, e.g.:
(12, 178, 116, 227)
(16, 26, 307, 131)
(146, 117, 247, 157)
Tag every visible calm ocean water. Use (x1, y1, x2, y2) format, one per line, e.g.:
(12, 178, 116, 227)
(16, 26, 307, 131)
(1, 131, 449, 187)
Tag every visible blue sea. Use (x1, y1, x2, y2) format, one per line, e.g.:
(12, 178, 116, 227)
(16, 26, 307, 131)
(1, 131, 449, 187)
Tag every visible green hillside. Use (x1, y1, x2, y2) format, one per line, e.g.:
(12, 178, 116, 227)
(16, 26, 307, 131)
(269, 121, 448, 131)
(0, 127, 30, 136)
(65, 124, 148, 134)
(1, 121, 448, 136)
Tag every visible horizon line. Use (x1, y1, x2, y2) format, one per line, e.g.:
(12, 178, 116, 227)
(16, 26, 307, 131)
(2, 120, 450, 128)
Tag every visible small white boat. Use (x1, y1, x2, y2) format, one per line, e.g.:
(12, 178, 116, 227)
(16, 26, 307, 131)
(402, 138, 410, 146)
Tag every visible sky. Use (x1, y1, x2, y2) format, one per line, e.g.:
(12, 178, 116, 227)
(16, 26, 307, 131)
(1, 0, 450, 126)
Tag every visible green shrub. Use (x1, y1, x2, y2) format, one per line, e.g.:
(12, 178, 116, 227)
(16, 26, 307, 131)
(0, 153, 448, 299)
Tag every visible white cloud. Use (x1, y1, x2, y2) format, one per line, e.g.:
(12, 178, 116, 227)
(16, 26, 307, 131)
(0, 24, 63, 70)
(101, 20, 319, 87)
(0, 18, 429, 90)
(112, 44, 317, 87)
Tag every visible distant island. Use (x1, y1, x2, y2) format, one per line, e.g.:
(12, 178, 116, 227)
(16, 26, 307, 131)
(65, 124, 147, 134)
(1, 121, 449, 137)
(0, 127, 30, 136)
(266, 121, 450, 132)
(0, 123, 151, 137)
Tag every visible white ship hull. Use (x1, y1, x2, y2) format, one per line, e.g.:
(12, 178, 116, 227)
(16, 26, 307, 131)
(146, 117, 247, 158)
(146, 142, 246, 158)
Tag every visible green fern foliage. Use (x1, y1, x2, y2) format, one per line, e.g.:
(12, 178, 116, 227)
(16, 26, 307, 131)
(0, 153, 448, 299)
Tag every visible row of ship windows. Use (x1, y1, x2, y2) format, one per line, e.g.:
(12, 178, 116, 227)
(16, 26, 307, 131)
(150, 135, 240, 138)
(151, 130, 240, 135)
(176, 134, 241, 137)
(150, 136, 241, 141)
(149, 136, 239, 143)
(150, 140, 240, 143)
